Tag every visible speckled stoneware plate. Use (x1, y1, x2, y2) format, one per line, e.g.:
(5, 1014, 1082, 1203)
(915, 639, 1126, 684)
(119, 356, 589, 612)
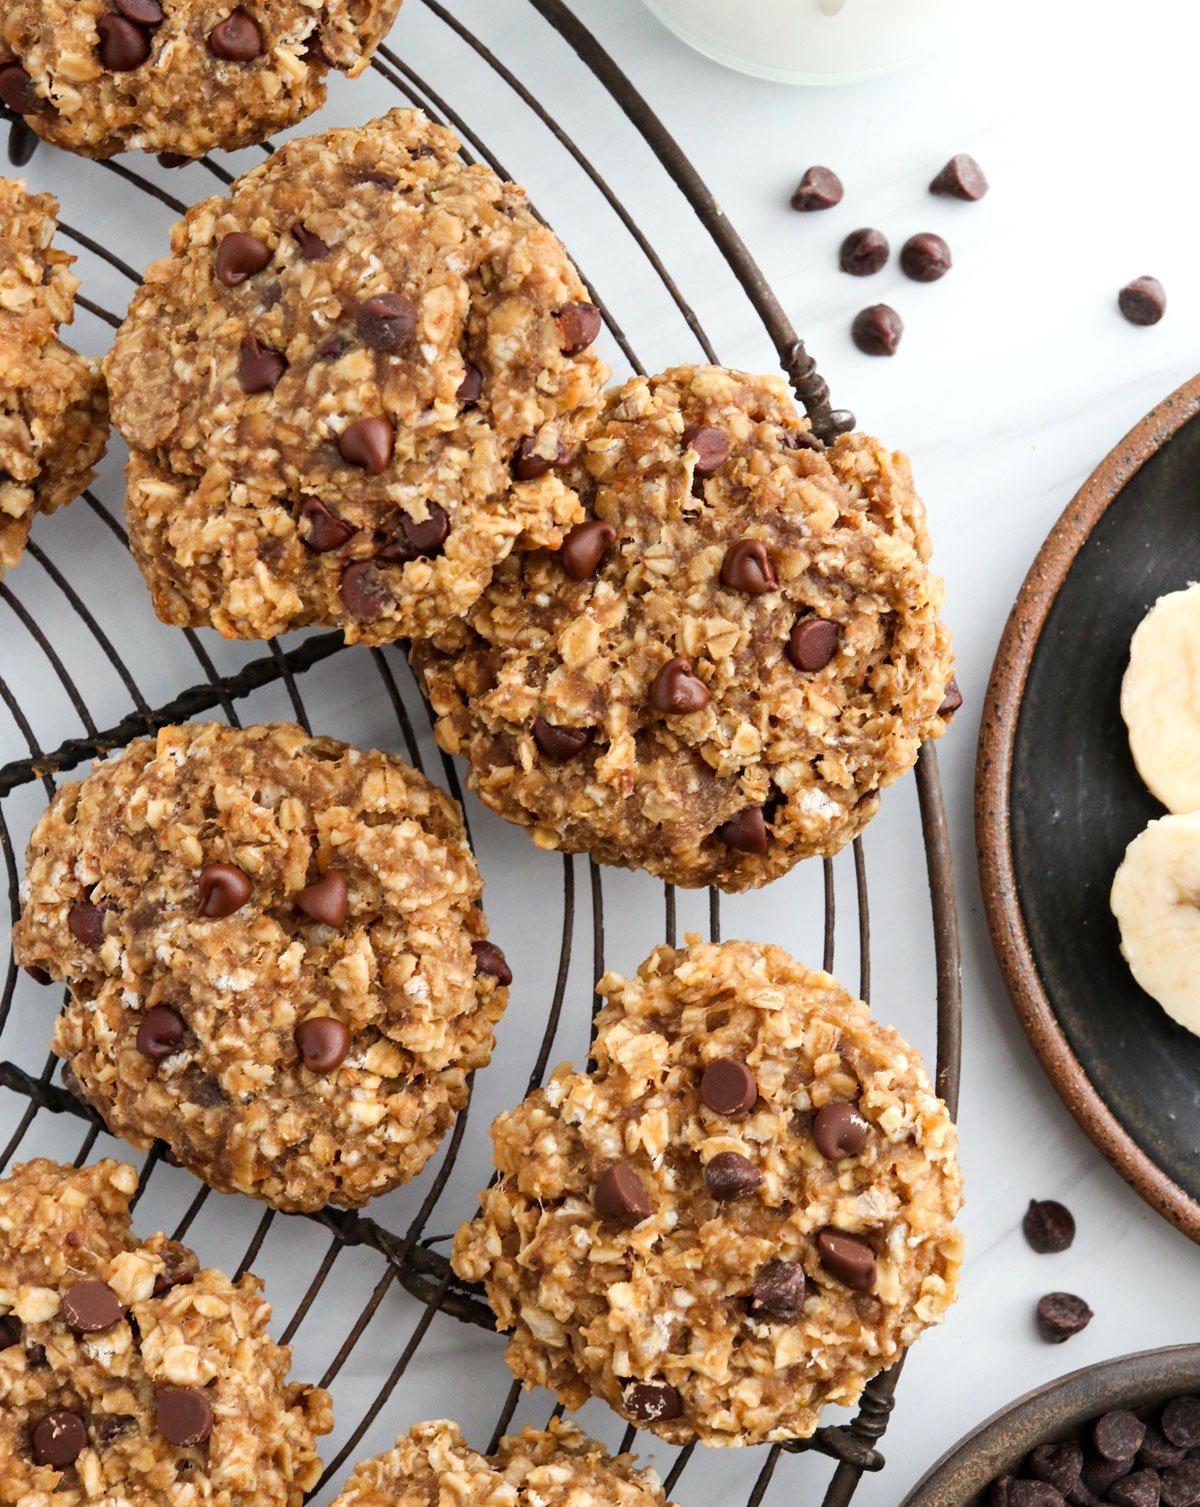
(899, 1344, 1200, 1507)
(976, 374, 1200, 1244)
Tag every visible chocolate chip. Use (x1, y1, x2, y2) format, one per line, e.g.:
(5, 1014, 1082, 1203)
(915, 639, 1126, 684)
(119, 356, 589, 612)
(900, 232, 952, 282)
(790, 165, 843, 212)
(720, 538, 777, 595)
(700, 1058, 757, 1115)
(238, 333, 287, 393)
(157, 152, 191, 168)
(61, 1280, 124, 1334)
(24, 966, 53, 985)
(931, 153, 988, 200)
(813, 1102, 869, 1160)
(1141, 1429, 1187, 1471)
(152, 1246, 196, 1297)
(1119, 277, 1166, 326)
(300, 497, 353, 553)
(155, 1386, 213, 1447)
(1035, 1291, 1092, 1344)
(533, 717, 593, 762)
(704, 1151, 762, 1201)
(215, 232, 271, 287)
(1010, 1485, 1064, 1507)
(1023, 1199, 1075, 1254)
(816, 1229, 876, 1291)
(787, 615, 840, 672)
(1163, 1399, 1200, 1450)
(25, 1341, 47, 1368)
(682, 425, 729, 474)
(377, 503, 450, 563)
(561, 520, 616, 580)
(556, 301, 602, 355)
(991, 1476, 1016, 1507)
(337, 416, 394, 474)
(296, 870, 348, 928)
(649, 657, 710, 714)
(1112, 1473, 1163, 1507)
(749, 1259, 805, 1319)
(513, 436, 571, 480)
(317, 335, 350, 362)
(456, 363, 482, 406)
(32, 1410, 88, 1468)
(852, 304, 903, 356)
(713, 807, 768, 855)
(340, 560, 392, 618)
(136, 1004, 186, 1061)
(623, 1380, 682, 1424)
(290, 223, 329, 260)
(1031, 1443, 1084, 1495)
(295, 1016, 351, 1073)
(68, 900, 106, 947)
(197, 862, 251, 918)
(1162, 1462, 1200, 1507)
(208, 9, 262, 61)
(0, 63, 47, 115)
(1094, 1414, 1147, 1463)
(361, 170, 398, 188)
(471, 940, 512, 986)
(0, 1315, 21, 1348)
(98, 15, 151, 70)
(594, 1162, 651, 1226)
(116, 0, 163, 22)
(939, 677, 963, 718)
(840, 227, 889, 276)
(358, 293, 418, 351)
(93, 1413, 136, 1446)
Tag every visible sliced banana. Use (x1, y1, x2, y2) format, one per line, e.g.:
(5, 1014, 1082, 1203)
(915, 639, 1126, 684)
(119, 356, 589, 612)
(1121, 583, 1200, 812)
(1111, 812, 1200, 1036)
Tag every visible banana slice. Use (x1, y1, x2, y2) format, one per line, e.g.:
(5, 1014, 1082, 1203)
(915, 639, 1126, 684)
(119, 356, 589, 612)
(1121, 583, 1200, 812)
(1111, 812, 1200, 1035)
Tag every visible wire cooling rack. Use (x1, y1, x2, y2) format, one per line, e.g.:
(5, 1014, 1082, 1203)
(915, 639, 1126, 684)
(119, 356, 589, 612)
(0, 2, 962, 1502)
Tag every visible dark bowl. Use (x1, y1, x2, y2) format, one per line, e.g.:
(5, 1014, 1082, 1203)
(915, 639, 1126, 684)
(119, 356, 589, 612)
(900, 1345, 1200, 1507)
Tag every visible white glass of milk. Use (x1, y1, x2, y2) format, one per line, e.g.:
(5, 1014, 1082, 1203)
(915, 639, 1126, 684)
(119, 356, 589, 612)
(639, 0, 961, 85)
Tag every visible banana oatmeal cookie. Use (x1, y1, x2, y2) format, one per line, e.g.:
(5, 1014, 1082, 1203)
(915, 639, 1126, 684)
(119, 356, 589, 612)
(1, 177, 107, 579)
(0, 1157, 331, 1503)
(0, 0, 403, 160)
(104, 109, 608, 645)
(332, 1418, 674, 1507)
(13, 721, 510, 1213)
(453, 938, 963, 1446)
(413, 365, 954, 892)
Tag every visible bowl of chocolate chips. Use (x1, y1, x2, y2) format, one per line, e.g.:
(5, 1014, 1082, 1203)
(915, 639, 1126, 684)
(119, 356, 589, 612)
(901, 1345, 1200, 1507)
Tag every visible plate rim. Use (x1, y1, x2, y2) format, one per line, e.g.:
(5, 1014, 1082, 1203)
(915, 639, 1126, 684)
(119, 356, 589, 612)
(975, 371, 1200, 1245)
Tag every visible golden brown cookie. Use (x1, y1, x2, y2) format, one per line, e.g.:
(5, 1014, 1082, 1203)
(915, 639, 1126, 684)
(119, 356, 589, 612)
(453, 938, 963, 1446)
(413, 366, 954, 892)
(13, 722, 510, 1212)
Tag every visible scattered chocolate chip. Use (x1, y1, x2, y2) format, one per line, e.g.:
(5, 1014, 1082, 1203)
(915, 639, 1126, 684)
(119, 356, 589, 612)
(1095, 1412, 1147, 1463)
(1111, 1472, 1162, 1507)
(790, 165, 843, 212)
(533, 717, 593, 762)
(456, 363, 483, 406)
(1162, 1399, 1200, 1450)
(1119, 277, 1166, 326)
(623, 1380, 682, 1424)
(215, 231, 271, 287)
(24, 966, 53, 985)
(377, 503, 450, 563)
(713, 807, 769, 855)
(0, 63, 47, 115)
(68, 900, 106, 947)
(816, 1229, 876, 1291)
(61, 1280, 124, 1334)
(900, 232, 952, 282)
(991, 1476, 1016, 1507)
(93, 1413, 136, 1446)
(931, 153, 989, 200)
(361, 170, 398, 188)
(136, 1004, 186, 1061)
(700, 1058, 757, 1115)
(561, 520, 616, 580)
(116, 0, 163, 21)
(471, 940, 512, 986)
(682, 424, 729, 474)
(0, 1315, 21, 1348)
(555, 301, 602, 355)
(300, 497, 353, 553)
(513, 435, 571, 480)
(594, 1162, 651, 1226)
(238, 333, 287, 393)
(32, 1409, 88, 1468)
(1010, 1485, 1064, 1507)
(340, 560, 392, 618)
(840, 227, 889, 276)
(25, 1341, 47, 1368)
(208, 9, 262, 61)
(649, 657, 710, 714)
(152, 1249, 196, 1297)
(787, 615, 840, 672)
(704, 1151, 762, 1201)
(720, 538, 777, 595)
(338, 416, 394, 474)
(1140, 1428, 1187, 1471)
(813, 1102, 869, 1160)
(295, 1016, 351, 1073)
(295, 870, 348, 929)
(157, 152, 191, 168)
(186, 1069, 226, 1107)
(316, 335, 350, 362)
(1023, 1199, 1075, 1254)
(155, 1386, 213, 1447)
(1031, 1443, 1084, 1495)
(358, 292, 419, 351)
(1036, 1291, 1093, 1344)
(98, 15, 151, 70)
(197, 862, 251, 919)
(290, 223, 329, 260)
(852, 304, 903, 356)
(1162, 1462, 1200, 1507)
(749, 1259, 805, 1319)
(939, 677, 963, 718)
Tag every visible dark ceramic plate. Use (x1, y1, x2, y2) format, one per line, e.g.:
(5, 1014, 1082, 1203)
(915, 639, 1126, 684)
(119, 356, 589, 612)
(977, 376, 1200, 1243)
(900, 1345, 1200, 1507)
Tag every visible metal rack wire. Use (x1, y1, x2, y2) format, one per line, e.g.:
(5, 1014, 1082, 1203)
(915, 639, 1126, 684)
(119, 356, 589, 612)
(0, 2, 962, 1502)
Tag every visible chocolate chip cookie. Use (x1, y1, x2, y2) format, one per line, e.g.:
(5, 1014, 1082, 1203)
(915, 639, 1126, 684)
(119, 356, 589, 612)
(104, 108, 608, 645)
(0, 1157, 331, 1501)
(333, 1419, 674, 1507)
(1, 177, 108, 579)
(13, 721, 510, 1212)
(413, 365, 953, 892)
(452, 938, 963, 1446)
(0, 0, 403, 160)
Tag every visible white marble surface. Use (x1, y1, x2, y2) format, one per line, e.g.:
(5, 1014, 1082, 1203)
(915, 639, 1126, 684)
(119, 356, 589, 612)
(2, 0, 1199, 1502)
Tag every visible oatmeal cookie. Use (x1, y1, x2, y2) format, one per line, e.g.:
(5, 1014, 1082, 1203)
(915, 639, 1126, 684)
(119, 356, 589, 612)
(104, 108, 608, 645)
(13, 721, 510, 1212)
(0, 1157, 332, 1504)
(453, 938, 963, 1446)
(413, 366, 954, 892)
(0, 0, 403, 160)
(0, 177, 107, 579)
(333, 1418, 674, 1507)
